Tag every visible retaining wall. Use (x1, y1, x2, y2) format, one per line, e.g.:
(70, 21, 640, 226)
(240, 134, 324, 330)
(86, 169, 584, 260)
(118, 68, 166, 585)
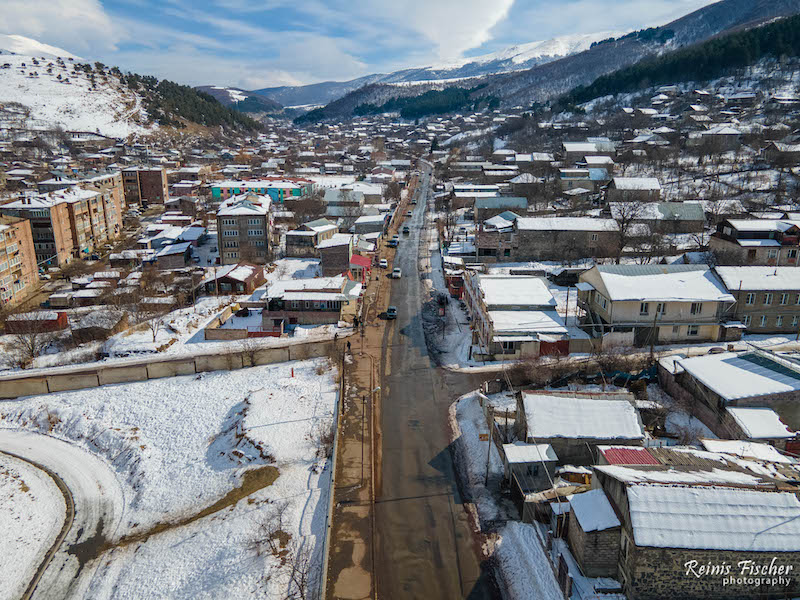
(0, 338, 339, 399)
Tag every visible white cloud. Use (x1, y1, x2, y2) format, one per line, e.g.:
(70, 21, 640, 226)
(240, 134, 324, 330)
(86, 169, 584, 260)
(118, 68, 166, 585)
(0, 0, 116, 55)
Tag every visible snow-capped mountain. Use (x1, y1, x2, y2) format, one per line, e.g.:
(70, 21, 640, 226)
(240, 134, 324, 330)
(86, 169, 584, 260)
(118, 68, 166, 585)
(252, 31, 620, 108)
(0, 34, 82, 60)
(195, 85, 282, 112)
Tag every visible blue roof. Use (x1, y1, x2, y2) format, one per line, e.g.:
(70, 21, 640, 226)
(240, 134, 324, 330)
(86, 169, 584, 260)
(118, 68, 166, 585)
(589, 168, 610, 181)
(474, 196, 527, 210)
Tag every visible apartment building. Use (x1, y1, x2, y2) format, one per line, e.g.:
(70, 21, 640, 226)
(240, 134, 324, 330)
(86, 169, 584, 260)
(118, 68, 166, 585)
(715, 266, 800, 333)
(210, 178, 314, 203)
(0, 215, 38, 307)
(122, 166, 169, 206)
(0, 188, 123, 266)
(216, 193, 272, 265)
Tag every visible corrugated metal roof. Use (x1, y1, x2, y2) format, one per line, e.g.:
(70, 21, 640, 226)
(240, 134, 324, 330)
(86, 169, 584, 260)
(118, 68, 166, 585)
(598, 446, 659, 465)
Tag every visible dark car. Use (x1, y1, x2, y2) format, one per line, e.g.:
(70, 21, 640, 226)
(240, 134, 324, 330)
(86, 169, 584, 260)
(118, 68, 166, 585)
(403, 226, 410, 234)
(386, 306, 398, 319)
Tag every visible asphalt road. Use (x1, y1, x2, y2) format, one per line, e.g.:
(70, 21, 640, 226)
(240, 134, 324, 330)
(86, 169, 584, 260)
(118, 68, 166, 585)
(0, 429, 125, 600)
(374, 168, 498, 599)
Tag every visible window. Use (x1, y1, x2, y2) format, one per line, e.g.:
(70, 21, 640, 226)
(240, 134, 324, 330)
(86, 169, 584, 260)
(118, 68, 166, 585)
(760, 315, 767, 327)
(247, 230, 264, 237)
(745, 293, 755, 305)
(597, 294, 607, 310)
(590, 233, 599, 241)
(764, 293, 773, 305)
(656, 302, 665, 315)
(687, 325, 699, 336)
(743, 315, 752, 327)
(501, 341, 516, 352)
(781, 293, 790, 305)
(672, 325, 680, 334)
(222, 230, 238, 237)
(789, 249, 798, 259)
(639, 302, 649, 315)
(247, 218, 261, 225)
(768, 249, 779, 259)
(777, 315, 784, 328)
(690, 302, 702, 315)
(793, 316, 799, 328)
(221, 218, 236, 226)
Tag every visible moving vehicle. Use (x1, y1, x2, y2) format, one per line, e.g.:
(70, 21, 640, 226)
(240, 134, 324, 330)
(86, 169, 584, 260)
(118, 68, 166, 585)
(386, 306, 397, 319)
(392, 267, 402, 279)
(406, 211, 413, 217)
(379, 258, 388, 268)
(388, 239, 399, 248)
(403, 226, 410, 234)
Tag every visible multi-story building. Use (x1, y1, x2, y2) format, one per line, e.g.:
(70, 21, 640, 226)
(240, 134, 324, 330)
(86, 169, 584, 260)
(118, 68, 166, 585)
(210, 178, 314, 203)
(0, 215, 38, 307)
(122, 166, 169, 206)
(285, 218, 337, 258)
(0, 188, 123, 266)
(216, 193, 272, 265)
(577, 264, 739, 346)
(710, 219, 800, 266)
(715, 266, 800, 333)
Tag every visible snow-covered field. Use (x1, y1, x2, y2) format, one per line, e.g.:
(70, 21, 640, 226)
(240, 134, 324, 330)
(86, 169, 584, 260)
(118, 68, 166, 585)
(0, 54, 152, 138)
(0, 358, 338, 598)
(0, 452, 66, 599)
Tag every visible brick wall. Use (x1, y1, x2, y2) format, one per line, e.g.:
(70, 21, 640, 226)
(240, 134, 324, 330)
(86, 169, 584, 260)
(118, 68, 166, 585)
(567, 517, 620, 578)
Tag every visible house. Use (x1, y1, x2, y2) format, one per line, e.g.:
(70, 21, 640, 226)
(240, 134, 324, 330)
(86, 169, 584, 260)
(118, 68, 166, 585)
(577, 264, 738, 347)
(352, 214, 387, 235)
(442, 256, 465, 298)
(709, 219, 800, 266)
(210, 178, 314, 203)
(260, 276, 361, 328)
(154, 242, 192, 270)
(318, 233, 353, 276)
(604, 201, 705, 234)
(71, 310, 128, 343)
(200, 263, 266, 295)
(566, 489, 621, 578)
(216, 193, 272, 265)
(661, 347, 800, 439)
(513, 217, 620, 262)
(514, 391, 645, 465)
(592, 465, 800, 600)
(502, 442, 558, 492)
(606, 177, 661, 203)
(463, 273, 569, 360)
(349, 254, 372, 283)
(285, 218, 337, 258)
(473, 196, 527, 223)
(714, 266, 800, 333)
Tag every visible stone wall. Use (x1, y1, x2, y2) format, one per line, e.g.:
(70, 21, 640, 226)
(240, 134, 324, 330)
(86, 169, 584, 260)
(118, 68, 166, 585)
(567, 517, 620, 578)
(513, 229, 619, 262)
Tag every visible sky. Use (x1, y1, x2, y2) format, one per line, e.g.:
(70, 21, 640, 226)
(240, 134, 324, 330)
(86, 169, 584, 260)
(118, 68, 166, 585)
(0, 0, 719, 90)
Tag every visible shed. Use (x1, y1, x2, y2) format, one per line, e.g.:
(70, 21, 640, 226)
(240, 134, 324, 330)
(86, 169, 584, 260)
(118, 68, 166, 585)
(567, 489, 621, 578)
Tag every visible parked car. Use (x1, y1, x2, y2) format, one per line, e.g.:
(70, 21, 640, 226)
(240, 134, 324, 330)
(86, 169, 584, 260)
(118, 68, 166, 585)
(388, 239, 399, 248)
(392, 267, 402, 279)
(386, 306, 397, 319)
(403, 226, 410, 234)
(406, 211, 413, 217)
(379, 258, 388, 268)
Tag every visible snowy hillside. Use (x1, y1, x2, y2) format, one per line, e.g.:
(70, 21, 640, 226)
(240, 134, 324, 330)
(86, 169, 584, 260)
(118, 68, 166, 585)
(427, 32, 622, 71)
(0, 54, 153, 138)
(0, 34, 81, 60)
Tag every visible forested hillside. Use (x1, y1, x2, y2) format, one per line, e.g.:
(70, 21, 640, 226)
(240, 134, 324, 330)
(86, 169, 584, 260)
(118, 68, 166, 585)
(561, 13, 800, 106)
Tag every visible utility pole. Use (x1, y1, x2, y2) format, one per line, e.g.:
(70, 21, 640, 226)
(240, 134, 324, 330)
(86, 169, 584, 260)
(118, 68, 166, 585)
(485, 405, 494, 486)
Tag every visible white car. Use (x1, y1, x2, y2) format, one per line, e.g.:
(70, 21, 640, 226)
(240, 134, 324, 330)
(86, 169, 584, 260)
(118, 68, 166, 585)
(392, 267, 402, 279)
(379, 259, 388, 268)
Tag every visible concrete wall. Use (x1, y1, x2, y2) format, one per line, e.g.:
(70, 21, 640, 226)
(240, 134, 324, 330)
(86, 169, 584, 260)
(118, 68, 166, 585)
(0, 338, 339, 399)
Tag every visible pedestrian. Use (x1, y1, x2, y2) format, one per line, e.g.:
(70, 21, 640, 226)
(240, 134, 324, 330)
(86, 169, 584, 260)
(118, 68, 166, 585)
(334, 332, 338, 342)
(347, 341, 351, 352)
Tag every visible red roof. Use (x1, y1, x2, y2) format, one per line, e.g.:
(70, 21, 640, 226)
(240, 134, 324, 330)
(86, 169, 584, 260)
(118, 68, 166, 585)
(599, 446, 659, 466)
(349, 254, 371, 268)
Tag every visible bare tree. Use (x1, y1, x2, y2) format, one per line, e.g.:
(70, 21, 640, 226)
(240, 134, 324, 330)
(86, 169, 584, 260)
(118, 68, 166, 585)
(611, 201, 648, 263)
(5, 312, 58, 368)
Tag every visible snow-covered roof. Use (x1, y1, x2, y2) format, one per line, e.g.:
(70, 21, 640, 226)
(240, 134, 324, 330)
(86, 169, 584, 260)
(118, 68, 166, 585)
(569, 489, 620, 532)
(476, 275, 556, 308)
(516, 217, 619, 232)
(714, 266, 800, 291)
(489, 310, 568, 337)
(593, 265, 733, 303)
(676, 351, 800, 403)
(522, 393, 644, 440)
(611, 177, 661, 191)
(503, 442, 557, 464)
(699, 439, 792, 463)
(626, 485, 800, 551)
(726, 407, 794, 440)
